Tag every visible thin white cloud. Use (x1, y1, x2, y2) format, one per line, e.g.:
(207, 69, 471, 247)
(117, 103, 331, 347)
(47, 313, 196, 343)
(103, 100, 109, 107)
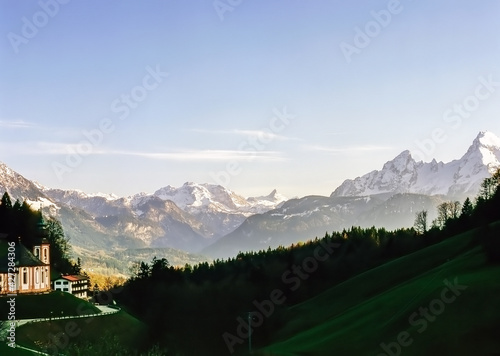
(189, 128, 298, 141)
(110, 149, 287, 162)
(303, 144, 393, 154)
(0, 120, 37, 129)
(0, 142, 71, 155)
(12, 142, 288, 162)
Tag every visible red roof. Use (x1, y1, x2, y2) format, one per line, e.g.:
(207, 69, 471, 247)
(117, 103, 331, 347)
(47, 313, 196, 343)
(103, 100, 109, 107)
(61, 275, 88, 282)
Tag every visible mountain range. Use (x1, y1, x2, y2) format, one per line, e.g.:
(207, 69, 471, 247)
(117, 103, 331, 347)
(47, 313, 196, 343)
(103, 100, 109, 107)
(1, 131, 499, 266)
(203, 131, 500, 257)
(0, 162, 287, 272)
(40, 182, 287, 251)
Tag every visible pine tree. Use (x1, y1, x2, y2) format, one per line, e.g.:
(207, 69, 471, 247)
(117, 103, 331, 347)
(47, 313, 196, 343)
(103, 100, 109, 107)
(461, 197, 474, 217)
(1, 192, 12, 208)
(46, 218, 73, 273)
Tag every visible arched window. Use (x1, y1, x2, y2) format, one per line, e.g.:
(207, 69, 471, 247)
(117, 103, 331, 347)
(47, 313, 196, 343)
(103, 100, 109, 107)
(23, 268, 27, 284)
(35, 268, 39, 284)
(41, 269, 44, 285)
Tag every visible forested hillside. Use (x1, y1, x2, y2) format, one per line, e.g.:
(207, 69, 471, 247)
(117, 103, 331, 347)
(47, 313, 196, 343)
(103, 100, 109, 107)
(117, 171, 500, 355)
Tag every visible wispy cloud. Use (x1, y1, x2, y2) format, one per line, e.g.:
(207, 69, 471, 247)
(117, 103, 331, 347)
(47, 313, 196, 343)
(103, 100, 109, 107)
(303, 144, 393, 154)
(0, 142, 70, 155)
(13, 142, 288, 162)
(189, 128, 298, 141)
(108, 149, 287, 162)
(0, 120, 38, 129)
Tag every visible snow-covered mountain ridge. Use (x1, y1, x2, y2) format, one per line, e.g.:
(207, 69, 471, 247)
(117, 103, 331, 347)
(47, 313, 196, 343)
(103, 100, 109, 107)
(42, 182, 286, 221)
(153, 182, 287, 215)
(331, 131, 500, 199)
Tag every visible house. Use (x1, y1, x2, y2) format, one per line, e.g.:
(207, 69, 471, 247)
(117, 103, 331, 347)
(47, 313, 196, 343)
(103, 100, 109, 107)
(0, 235, 51, 295)
(53, 274, 89, 299)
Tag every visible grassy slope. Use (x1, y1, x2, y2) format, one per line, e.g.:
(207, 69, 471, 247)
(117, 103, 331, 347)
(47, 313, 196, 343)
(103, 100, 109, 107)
(260, 224, 500, 355)
(0, 342, 35, 356)
(16, 310, 147, 354)
(0, 291, 100, 320)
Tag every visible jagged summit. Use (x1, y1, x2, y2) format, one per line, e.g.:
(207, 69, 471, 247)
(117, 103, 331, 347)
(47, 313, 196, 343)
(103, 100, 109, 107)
(248, 188, 286, 202)
(0, 161, 53, 206)
(332, 131, 500, 199)
(475, 130, 500, 148)
(152, 182, 286, 214)
(154, 182, 247, 211)
(462, 131, 500, 171)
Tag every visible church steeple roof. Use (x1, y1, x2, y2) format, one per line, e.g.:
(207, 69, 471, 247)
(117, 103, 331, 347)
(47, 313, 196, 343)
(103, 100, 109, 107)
(36, 206, 49, 243)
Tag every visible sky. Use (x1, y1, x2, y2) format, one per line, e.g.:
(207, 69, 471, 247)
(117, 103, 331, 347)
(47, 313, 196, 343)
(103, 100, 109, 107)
(1, 0, 499, 199)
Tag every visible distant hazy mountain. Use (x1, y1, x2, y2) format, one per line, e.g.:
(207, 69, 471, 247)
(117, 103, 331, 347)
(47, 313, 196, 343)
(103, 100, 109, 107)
(152, 182, 287, 237)
(332, 131, 500, 199)
(203, 131, 500, 258)
(42, 182, 287, 250)
(0, 161, 286, 256)
(202, 193, 445, 258)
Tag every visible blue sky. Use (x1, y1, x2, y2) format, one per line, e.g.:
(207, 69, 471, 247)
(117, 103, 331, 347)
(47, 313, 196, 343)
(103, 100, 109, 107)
(1, 0, 499, 198)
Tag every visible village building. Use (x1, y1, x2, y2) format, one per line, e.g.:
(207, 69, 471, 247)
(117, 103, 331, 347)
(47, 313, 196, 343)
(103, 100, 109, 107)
(53, 274, 90, 299)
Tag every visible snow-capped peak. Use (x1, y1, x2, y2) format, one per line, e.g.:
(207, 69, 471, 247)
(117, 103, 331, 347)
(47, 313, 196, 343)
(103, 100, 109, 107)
(0, 161, 60, 213)
(331, 131, 500, 199)
(461, 131, 500, 172)
(154, 182, 239, 210)
(247, 189, 287, 206)
(381, 150, 416, 173)
(152, 182, 286, 214)
(475, 130, 500, 148)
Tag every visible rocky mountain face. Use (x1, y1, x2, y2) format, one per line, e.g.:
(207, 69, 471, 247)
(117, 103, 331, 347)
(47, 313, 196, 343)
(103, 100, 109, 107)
(332, 131, 500, 199)
(151, 183, 287, 238)
(0, 162, 138, 253)
(41, 182, 287, 251)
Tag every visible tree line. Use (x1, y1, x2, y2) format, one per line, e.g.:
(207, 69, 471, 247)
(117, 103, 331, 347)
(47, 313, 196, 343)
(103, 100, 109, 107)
(0, 192, 82, 275)
(414, 168, 500, 263)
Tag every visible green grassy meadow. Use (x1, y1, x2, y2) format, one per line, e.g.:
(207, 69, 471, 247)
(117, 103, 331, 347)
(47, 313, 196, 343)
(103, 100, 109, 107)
(259, 224, 500, 355)
(0, 289, 147, 355)
(15, 310, 147, 354)
(0, 290, 99, 320)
